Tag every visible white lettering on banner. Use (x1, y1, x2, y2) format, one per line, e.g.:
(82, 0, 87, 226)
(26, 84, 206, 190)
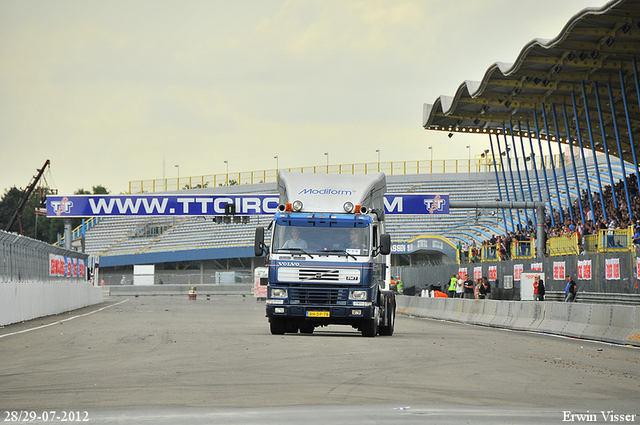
(214, 197, 233, 213)
(142, 197, 168, 214)
(263, 198, 279, 213)
(177, 198, 195, 214)
(385, 197, 403, 213)
(115, 198, 142, 214)
(243, 198, 261, 214)
(89, 198, 115, 214)
(195, 198, 214, 213)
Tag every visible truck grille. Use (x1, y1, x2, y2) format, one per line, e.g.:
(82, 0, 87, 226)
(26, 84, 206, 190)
(289, 287, 349, 304)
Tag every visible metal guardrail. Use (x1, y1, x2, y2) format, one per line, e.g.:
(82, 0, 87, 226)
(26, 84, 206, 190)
(128, 154, 564, 194)
(0, 230, 89, 283)
(545, 291, 640, 306)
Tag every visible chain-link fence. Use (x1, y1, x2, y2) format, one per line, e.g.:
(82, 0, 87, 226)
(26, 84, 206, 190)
(0, 230, 89, 283)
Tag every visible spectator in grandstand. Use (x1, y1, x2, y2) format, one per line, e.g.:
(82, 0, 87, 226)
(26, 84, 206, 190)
(282, 228, 308, 250)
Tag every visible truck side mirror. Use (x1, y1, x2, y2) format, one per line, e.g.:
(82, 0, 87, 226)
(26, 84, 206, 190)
(379, 233, 391, 255)
(255, 227, 265, 256)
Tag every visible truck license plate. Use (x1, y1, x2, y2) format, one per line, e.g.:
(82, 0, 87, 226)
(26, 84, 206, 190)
(306, 311, 330, 318)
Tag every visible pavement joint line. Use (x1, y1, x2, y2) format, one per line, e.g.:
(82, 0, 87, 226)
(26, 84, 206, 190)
(0, 298, 130, 339)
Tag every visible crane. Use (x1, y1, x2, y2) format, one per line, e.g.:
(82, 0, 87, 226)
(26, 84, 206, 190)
(5, 159, 51, 234)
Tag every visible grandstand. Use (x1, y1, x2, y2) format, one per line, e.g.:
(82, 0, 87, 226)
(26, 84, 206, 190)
(82, 153, 629, 267)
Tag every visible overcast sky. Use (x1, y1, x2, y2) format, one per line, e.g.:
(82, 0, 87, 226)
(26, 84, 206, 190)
(1, 0, 607, 194)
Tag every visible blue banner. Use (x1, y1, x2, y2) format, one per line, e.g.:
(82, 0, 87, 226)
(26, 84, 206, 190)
(47, 193, 449, 217)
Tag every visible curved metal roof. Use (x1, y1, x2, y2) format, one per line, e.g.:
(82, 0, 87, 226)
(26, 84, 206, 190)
(423, 0, 640, 164)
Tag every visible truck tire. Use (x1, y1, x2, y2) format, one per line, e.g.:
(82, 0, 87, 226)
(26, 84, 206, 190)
(379, 296, 395, 336)
(270, 318, 286, 335)
(299, 321, 314, 334)
(361, 316, 378, 337)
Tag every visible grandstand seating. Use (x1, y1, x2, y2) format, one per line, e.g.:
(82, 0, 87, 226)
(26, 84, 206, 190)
(84, 156, 633, 258)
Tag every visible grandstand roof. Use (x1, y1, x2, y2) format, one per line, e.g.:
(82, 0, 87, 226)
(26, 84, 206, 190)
(423, 0, 640, 165)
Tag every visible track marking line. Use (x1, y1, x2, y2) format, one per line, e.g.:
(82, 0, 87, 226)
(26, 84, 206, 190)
(0, 298, 129, 339)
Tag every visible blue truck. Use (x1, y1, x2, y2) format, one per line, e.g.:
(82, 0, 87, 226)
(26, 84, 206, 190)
(254, 171, 395, 337)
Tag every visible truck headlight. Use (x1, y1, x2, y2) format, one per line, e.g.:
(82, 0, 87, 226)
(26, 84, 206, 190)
(270, 288, 288, 298)
(292, 200, 303, 211)
(343, 202, 354, 213)
(349, 290, 367, 300)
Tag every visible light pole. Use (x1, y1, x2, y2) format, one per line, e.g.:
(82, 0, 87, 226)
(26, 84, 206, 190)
(175, 164, 179, 190)
(274, 156, 279, 181)
(375, 149, 380, 172)
(428, 146, 433, 161)
(324, 152, 329, 173)
(466, 145, 471, 170)
(224, 160, 228, 186)
(428, 146, 433, 173)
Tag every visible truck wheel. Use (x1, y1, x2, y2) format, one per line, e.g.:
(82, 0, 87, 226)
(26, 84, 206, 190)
(361, 317, 378, 337)
(379, 298, 395, 336)
(270, 318, 286, 335)
(299, 321, 314, 334)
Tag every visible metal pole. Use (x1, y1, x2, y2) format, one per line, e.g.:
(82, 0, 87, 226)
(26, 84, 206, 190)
(593, 81, 618, 210)
(571, 91, 595, 223)
(551, 103, 573, 222)
(509, 121, 529, 229)
(581, 81, 607, 222)
(532, 111, 554, 227)
(607, 81, 632, 220)
(541, 103, 564, 223)
(488, 133, 509, 234)
(502, 123, 521, 229)
(562, 103, 584, 223)
(619, 69, 640, 215)
(495, 130, 516, 232)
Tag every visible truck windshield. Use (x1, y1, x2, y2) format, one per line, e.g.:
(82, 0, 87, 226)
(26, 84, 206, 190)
(272, 220, 371, 256)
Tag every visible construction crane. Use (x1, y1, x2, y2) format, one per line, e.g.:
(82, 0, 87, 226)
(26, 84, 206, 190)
(5, 159, 51, 234)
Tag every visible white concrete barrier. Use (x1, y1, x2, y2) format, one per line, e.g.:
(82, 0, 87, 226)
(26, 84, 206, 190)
(0, 281, 103, 326)
(396, 296, 640, 347)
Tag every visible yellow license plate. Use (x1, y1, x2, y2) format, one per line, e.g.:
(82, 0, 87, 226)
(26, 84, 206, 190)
(307, 311, 330, 318)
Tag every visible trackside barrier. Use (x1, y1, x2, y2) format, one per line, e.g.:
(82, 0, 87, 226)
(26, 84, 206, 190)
(396, 296, 640, 347)
(0, 281, 103, 326)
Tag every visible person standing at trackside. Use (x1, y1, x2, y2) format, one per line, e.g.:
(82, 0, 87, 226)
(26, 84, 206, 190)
(120, 275, 126, 285)
(564, 276, 577, 302)
(448, 274, 457, 298)
(396, 276, 404, 294)
(533, 276, 541, 301)
(478, 277, 487, 299)
(482, 276, 491, 299)
(536, 276, 545, 301)
(456, 275, 464, 298)
(463, 275, 474, 299)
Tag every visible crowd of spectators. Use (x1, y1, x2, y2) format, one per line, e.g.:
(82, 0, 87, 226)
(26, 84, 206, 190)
(459, 173, 640, 262)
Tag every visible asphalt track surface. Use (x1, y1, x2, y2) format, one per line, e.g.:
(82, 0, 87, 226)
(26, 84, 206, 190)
(1, 295, 639, 424)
